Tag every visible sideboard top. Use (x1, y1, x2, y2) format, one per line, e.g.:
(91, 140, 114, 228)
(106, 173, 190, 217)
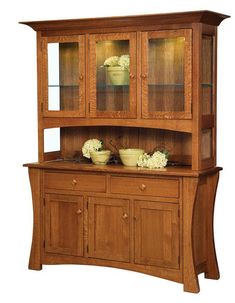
(20, 10, 230, 32)
(23, 161, 222, 177)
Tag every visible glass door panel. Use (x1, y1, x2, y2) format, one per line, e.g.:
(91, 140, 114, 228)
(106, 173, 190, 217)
(201, 128, 213, 160)
(141, 30, 192, 119)
(148, 37, 185, 112)
(89, 33, 137, 118)
(43, 36, 85, 117)
(202, 35, 214, 115)
(96, 40, 130, 112)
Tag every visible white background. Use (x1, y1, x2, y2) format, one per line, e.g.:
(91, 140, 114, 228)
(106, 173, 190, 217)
(0, 0, 234, 302)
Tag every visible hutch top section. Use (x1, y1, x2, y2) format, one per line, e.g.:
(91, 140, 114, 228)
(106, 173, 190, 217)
(20, 10, 229, 33)
(20, 11, 229, 170)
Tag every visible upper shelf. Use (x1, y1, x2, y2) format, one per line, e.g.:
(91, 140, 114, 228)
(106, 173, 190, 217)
(48, 83, 213, 88)
(20, 10, 230, 32)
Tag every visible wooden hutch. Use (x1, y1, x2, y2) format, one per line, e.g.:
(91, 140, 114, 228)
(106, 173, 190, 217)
(22, 11, 229, 293)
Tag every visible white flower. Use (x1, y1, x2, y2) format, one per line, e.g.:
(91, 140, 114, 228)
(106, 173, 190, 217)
(137, 153, 151, 167)
(103, 54, 130, 70)
(103, 56, 119, 67)
(137, 151, 168, 169)
(118, 54, 130, 70)
(82, 139, 103, 159)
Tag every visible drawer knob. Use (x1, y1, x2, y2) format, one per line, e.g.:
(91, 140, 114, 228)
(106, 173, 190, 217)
(122, 213, 128, 219)
(72, 179, 77, 186)
(76, 209, 82, 215)
(139, 184, 146, 191)
(79, 74, 84, 81)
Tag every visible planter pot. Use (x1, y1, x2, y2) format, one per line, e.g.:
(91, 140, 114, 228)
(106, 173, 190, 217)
(119, 148, 144, 167)
(107, 66, 129, 85)
(90, 150, 111, 165)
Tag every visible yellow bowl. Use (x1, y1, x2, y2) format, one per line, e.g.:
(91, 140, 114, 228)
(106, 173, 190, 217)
(90, 150, 111, 165)
(119, 148, 144, 167)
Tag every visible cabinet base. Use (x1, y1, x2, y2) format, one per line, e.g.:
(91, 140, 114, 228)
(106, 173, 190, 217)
(27, 166, 221, 293)
(30, 252, 218, 293)
(42, 252, 182, 284)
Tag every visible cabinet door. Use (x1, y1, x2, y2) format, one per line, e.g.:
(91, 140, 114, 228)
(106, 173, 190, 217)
(88, 197, 130, 262)
(141, 30, 192, 119)
(134, 200, 179, 269)
(44, 194, 84, 256)
(42, 36, 85, 117)
(88, 33, 137, 118)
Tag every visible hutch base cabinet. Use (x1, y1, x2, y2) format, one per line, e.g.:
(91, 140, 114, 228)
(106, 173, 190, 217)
(22, 10, 229, 293)
(25, 163, 221, 293)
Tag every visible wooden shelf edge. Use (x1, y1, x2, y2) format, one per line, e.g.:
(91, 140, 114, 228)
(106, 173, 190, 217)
(43, 117, 192, 133)
(23, 161, 222, 177)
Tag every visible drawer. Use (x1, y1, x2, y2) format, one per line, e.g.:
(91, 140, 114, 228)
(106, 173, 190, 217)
(44, 172, 106, 192)
(110, 176, 179, 198)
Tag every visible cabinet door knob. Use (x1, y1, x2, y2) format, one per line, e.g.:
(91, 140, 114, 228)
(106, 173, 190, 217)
(79, 74, 84, 81)
(76, 209, 82, 215)
(141, 73, 148, 79)
(122, 213, 128, 219)
(72, 179, 77, 185)
(129, 73, 135, 79)
(139, 183, 146, 191)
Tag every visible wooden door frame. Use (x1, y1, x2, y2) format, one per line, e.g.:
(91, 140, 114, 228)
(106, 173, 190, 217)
(41, 35, 86, 117)
(44, 193, 84, 256)
(141, 29, 192, 120)
(87, 196, 130, 262)
(134, 200, 180, 269)
(88, 32, 137, 118)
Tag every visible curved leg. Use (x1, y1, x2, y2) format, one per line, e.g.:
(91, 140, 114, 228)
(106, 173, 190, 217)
(205, 172, 220, 279)
(183, 177, 200, 293)
(28, 168, 42, 270)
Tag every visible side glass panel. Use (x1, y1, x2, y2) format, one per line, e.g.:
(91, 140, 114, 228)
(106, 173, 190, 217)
(48, 42, 79, 111)
(96, 40, 130, 112)
(202, 36, 214, 115)
(44, 128, 60, 153)
(201, 128, 212, 160)
(148, 37, 185, 112)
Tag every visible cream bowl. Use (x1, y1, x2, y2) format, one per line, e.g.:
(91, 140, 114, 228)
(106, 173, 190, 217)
(90, 150, 111, 165)
(119, 148, 144, 167)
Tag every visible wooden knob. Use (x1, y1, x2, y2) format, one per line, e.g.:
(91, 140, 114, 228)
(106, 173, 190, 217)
(79, 74, 84, 81)
(129, 73, 135, 79)
(72, 179, 77, 185)
(141, 73, 148, 79)
(76, 209, 82, 215)
(122, 213, 128, 219)
(139, 184, 146, 191)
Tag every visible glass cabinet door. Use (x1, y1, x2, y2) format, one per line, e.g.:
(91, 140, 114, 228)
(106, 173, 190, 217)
(141, 30, 192, 119)
(88, 33, 137, 118)
(42, 36, 85, 117)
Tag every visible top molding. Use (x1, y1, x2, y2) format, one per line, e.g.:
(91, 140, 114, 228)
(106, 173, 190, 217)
(20, 10, 230, 32)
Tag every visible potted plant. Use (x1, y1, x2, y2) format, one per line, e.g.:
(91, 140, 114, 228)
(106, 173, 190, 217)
(103, 54, 130, 85)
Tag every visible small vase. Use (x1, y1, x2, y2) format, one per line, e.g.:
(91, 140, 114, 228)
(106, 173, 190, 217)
(107, 66, 129, 85)
(90, 150, 111, 165)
